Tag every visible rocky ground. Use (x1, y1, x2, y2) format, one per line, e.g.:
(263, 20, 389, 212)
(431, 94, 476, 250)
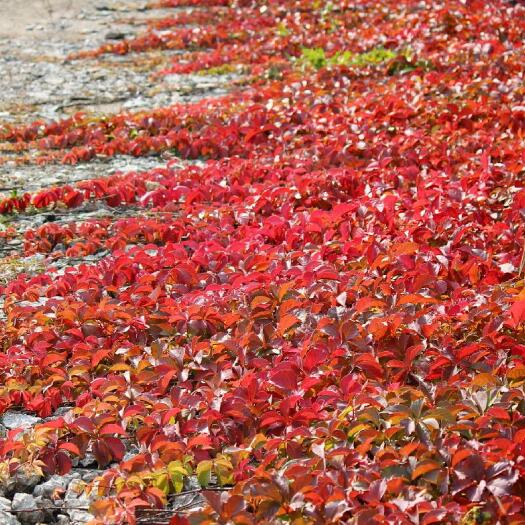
(0, 1, 231, 522)
(0, 0, 236, 195)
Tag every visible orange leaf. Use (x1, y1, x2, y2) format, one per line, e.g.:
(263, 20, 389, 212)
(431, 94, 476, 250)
(277, 281, 295, 301)
(355, 297, 386, 313)
(251, 296, 272, 309)
(471, 373, 497, 387)
(368, 318, 388, 340)
(412, 460, 441, 480)
(507, 366, 525, 381)
(279, 299, 302, 316)
(452, 449, 474, 467)
(278, 314, 300, 334)
(42, 353, 66, 367)
(400, 442, 419, 457)
(391, 242, 419, 256)
(397, 294, 437, 306)
(222, 312, 241, 328)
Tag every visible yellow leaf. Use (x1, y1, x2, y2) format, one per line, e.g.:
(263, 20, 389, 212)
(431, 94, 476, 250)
(347, 423, 368, 437)
(249, 433, 267, 450)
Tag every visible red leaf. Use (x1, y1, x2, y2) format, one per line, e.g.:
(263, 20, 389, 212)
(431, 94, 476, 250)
(56, 451, 72, 475)
(58, 442, 81, 456)
(92, 439, 112, 467)
(269, 366, 298, 391)
(422, 510, 448, 525)
(355, 297, 386, 313)
(41, 353, 66, 367)
(99, 423, 127, 436)
(354, 354, 383, 379)
(103, 437, 125, 461)
(91, 349, 111, 368)
(72, 417, 96, 434)
(508, 300, 525, 328)
(188, 435, 213, 449)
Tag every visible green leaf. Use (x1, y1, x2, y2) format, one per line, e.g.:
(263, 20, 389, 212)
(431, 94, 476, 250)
(196, 460, 213, 488)
(167, 461, 188, 493)
(153, 472, 170, 495)
(214, 455, 234, 486)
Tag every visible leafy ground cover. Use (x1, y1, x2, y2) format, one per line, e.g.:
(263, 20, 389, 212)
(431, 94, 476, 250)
(0, 0, 525, 523)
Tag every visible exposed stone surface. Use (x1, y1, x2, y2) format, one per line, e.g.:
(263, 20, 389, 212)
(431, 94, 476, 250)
(55, 514, 71, 525)
(63, 480, 93, 524)
(2, 412, 41, 430)
(33, 473, 80, 499)
(0, 155, 166, 198)
(11, 493, 46, 525)
(0, 510, 21, 525)
(0, 496, 12, 511)
(6, 470, 42, 496)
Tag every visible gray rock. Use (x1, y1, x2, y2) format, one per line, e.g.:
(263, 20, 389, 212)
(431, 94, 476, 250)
(0, 496, 11, 511)
(56, 515, 71, 525)
(2, 470, 43, 496)
(123, 445, 140, 462)
(2, 412, 41, 430)
(0, 510, 20, 525)
(184, 475, 201, 491)
(63, 480, 93, 524)
(78, 454, 96, 468)
(75, 468, 102, 483)
(11, 493, 45, 525)
(48, 406, 73, 420)
(33, 473, 80, 499)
